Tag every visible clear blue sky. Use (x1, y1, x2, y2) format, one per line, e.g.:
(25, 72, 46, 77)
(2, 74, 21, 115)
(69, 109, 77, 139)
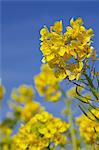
(1, 0, 99, 120)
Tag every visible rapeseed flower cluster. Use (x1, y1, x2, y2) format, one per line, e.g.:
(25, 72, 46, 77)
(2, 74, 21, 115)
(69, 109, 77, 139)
(13, 111, 69, 150)
(10, 84, 34, 112)
(10, 84, 43, 122)
(40, 18, 93, 80)
(76, 109, 99, 144)
(34, 64, 61, 102)
(0, 124, 12, 150)
(11, 84, 34, 104)
(21, 101, 43, 122)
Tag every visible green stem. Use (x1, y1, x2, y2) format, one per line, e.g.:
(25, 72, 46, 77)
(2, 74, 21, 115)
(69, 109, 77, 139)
(85, 144, 90, 150)
(91, 144, 95, 150)
(60, 88, 77, 150)
(47, 143, 50, 150)
(47, 146, 50, 150)
(83, 73, 99, 100)
(67, 100, 78, 150)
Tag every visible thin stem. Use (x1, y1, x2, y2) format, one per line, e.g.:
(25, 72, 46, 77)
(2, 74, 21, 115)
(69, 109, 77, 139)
(60, 88, 78, 150)
(91, 144, 95, 150)
(85, 144, 90, 150)
(47, 144, 50, 150)
(67, 100, 77, 150)
(83, 73, 99, 100)
(75, 86, 95, 101)
(69, 80, 90, 91)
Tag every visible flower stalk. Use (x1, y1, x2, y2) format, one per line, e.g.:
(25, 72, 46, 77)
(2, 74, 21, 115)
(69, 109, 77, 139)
(67, 99, 78, 150)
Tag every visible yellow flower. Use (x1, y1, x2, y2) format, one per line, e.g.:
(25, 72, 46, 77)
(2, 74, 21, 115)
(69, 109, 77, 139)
(35, 111, 52, 123)
(0, 124, 12, 140)
(34, 64, 61, 102)
(1, 144, 9, 150)
(40, 18, 94, 81)
(66, 61, 83, 80)
(21, 101, 43, 122)
(11, 85, 34, 104)
(76, 108, 99, 144)
(9, 84, 43, 122)
(12, 111, 69, 149)
(50, 20, 62, 33)
(0, 124, 12, 150)
(53, 133, 67, 146)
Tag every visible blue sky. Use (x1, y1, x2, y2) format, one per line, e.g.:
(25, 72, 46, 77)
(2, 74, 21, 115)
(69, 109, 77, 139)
(1, 0, 99, 120)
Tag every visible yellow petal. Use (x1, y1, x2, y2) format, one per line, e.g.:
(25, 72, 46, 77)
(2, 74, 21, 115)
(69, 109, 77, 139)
(69, 75, 75, 80)
(59, 47, 66, 56)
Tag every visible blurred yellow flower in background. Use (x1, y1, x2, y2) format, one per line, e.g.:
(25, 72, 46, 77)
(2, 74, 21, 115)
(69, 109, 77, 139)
(34, 64, 61, 102)
(11, 84, 34, 104)
(76, 109, 99, 144)
(0, 124, 12, 150)
(9, 84, 44, 123)
(21, 101, 43, 122)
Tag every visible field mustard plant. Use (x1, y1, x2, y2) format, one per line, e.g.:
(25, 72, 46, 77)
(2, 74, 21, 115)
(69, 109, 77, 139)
(0, 124, 12, 150)
(0, 17, 99, 150)
(20, 101, 43, 122)
(9, 84, 44, 123)
(11, 84, 34, 104)
(76, 109, 99, 145)
(10, 85, 34, 115)
(12, 111, 69, 149)
(40, 18, 93, 80)
(34, 64, 61, 102)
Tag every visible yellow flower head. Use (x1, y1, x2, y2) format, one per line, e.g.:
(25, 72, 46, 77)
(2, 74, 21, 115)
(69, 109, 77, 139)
(40, 18, 94, 81)
(21, 101, 43, 122)
(76, 109, 99, 144)
(12, 111, 69, 149)
(9, 85, 36, 120)
(0, 124, 12, 140)
(11, 84, 34, 104)
(50, 20, 63, 33)
(34, 64, 61, 102)
(0, 124, 12, 149)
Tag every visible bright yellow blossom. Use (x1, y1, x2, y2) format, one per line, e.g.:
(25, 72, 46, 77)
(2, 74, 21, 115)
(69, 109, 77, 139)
(50, 20, 63, 33)
(0, 124, 12, 141)
(11, 84, 34, 104)
(12, 111, 69, 149)
(21, 101, 43, 122)
(9, 84, 43, 123)
(76, 109, 99, 144)
(66, 61, 83, 80)
(0, 124, 12, 150)
(40, 18, 93, 81)
(34, 64, 61, 102)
